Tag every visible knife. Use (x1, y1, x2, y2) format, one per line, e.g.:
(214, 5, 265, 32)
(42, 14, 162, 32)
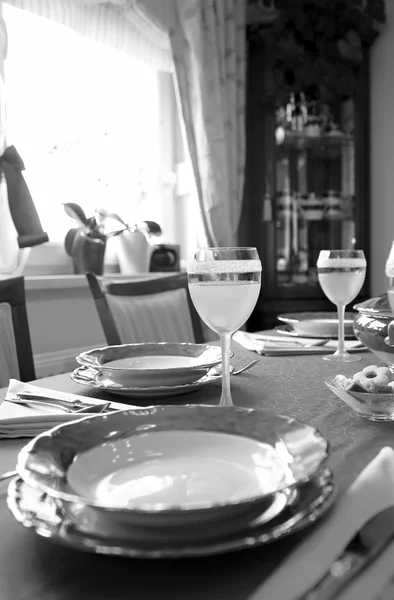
(301, 505, 394, 600)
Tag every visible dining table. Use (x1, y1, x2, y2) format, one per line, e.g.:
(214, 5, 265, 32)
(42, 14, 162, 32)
(1, 341, 393, 600)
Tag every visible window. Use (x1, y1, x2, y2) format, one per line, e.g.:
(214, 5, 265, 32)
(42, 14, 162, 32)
(3, 4, 200, 261)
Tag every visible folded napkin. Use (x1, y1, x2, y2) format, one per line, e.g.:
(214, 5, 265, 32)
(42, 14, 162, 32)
(252, 447, 394, 600)
(0, 379, 135, 438)
(233, 330, 365, 356)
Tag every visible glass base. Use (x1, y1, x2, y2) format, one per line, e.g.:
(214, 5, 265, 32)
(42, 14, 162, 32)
(323, 353, 362, 363)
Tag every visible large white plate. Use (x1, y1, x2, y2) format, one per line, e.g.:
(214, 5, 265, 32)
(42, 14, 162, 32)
(17, 406, 329, 534)
(71, 365, 222, 398)
(76, 343, 228, 387)
(8, 469, 335, 558)
(277, 312, 356, 339)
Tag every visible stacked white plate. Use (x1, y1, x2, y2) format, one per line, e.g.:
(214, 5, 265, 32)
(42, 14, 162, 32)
(8, 405, 335, 558)
(277, 312, 356, 339)
(72, 342, 227, 398)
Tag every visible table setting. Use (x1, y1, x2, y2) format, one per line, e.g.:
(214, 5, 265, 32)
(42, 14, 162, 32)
(3, 245, 394, 599)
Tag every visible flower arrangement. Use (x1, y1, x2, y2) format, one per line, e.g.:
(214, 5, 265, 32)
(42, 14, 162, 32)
(248, 0, 386, 103)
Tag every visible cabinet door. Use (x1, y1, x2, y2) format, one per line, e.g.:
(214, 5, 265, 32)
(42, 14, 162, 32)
(274, 127, 355, 290)
(240, 42, 370, 326)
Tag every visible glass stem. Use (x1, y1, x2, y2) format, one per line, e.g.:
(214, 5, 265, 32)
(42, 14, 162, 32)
(337, 303, 346, 356)
(219, 332, 233, 407)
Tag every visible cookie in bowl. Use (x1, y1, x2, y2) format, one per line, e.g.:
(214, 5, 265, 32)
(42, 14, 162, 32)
(326, 363, 394, 422)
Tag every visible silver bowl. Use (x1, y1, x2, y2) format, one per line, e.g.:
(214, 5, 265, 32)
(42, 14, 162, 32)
(353, 294, 394, 369)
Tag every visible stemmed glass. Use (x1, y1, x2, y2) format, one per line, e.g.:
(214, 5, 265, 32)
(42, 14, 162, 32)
(187, 247, 261, 407)
(317, 249, 367, 362)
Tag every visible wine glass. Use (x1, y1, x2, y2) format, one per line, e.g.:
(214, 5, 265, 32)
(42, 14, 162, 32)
(317, 249, 367, 362)
(187, 247, 261, 407)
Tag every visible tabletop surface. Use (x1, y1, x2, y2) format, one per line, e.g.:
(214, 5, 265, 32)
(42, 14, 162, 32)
(1, 343, 392, 600)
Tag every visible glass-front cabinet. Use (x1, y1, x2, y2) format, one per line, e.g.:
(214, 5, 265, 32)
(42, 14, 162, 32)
(274, 111, 356, 288)
(240, 19, 373, 331)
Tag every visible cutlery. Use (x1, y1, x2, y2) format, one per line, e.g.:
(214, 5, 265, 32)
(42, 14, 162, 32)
(232, 359, 259, 375)
(262, 344, 365, 357)
(300, 505, 394, 600)
(253, 335, 328, 348)
(211, 360, 259, 377)
(74, 402, 112, 414)
(16, 393, 101, 410)
(6, 396, 112, 414)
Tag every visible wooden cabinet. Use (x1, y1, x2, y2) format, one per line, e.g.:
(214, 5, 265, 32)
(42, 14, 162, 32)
(240, 37, 371, 331)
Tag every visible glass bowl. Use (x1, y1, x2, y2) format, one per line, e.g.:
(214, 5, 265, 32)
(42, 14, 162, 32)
(325, 379, 394, 422)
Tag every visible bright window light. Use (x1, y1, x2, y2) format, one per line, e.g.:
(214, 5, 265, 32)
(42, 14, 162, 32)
(3, 4, 161, 242)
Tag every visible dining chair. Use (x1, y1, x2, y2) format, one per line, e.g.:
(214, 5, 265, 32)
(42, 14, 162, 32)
(0, 276, 35, 386)
(86, 272, 205, 346)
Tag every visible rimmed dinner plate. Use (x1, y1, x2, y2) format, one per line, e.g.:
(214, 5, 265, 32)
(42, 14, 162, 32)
(277, 312, 356, 339)
(71, 365, 222, 398)
(16, 406, 329, 534)
(76, 343, 228, 388)
(7, 469, 335, 558)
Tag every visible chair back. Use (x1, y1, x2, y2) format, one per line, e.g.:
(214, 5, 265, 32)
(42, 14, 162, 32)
(0, 276, 35, 385)
(86, 272, 205, 346)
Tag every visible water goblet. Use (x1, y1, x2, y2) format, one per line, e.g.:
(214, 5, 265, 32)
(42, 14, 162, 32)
(317, 249, 366, 362)
(187, 247, 262, 407)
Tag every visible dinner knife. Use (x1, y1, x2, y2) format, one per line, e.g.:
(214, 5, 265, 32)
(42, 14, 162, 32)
(301, 505, 394, 600)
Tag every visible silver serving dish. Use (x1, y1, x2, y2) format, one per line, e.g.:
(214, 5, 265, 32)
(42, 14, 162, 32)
(353, 294, 394, 368)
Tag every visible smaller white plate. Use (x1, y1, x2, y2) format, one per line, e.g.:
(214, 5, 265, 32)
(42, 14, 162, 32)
(76, 343, 227, 388)
(277, 312, 356, 339)
(71, 365, 222, 398)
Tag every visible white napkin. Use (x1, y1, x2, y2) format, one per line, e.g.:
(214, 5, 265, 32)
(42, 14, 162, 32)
(0, 379, 135, 438)
(252, 447, 394, 600)
(233, 330, 364, 356)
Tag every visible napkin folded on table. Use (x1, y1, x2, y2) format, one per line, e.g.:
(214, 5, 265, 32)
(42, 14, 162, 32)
(252, 446, 394, 600)
(233, 330, 365, 356)
(0, 379, 135, 438)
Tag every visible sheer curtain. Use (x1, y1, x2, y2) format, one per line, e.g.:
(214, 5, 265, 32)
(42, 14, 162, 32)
(115, 0, 248, 248)
(6, 0, 173, 71)
(0, 2, 48, 278)
(168, 0, 247, 247)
